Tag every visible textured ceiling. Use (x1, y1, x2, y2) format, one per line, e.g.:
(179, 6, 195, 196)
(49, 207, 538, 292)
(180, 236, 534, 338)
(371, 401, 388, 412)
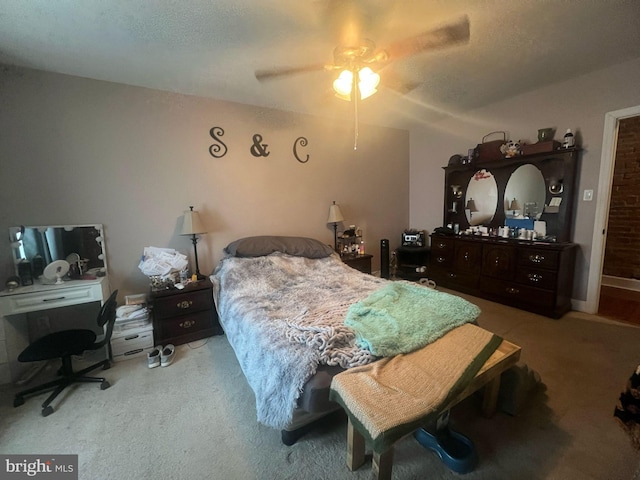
(1, 0, 639, 129)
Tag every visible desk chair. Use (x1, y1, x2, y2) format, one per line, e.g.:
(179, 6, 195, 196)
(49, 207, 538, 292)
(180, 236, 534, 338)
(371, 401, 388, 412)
(13, 289, 118, 417)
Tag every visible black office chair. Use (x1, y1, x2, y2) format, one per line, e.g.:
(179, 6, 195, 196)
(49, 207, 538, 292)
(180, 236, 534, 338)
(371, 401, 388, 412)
(13, 289, 118, 416)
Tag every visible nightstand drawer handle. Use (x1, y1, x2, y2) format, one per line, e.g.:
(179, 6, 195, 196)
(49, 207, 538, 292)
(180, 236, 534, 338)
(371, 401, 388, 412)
(177, 300, 193, 309)
(179, 320, 196, 329)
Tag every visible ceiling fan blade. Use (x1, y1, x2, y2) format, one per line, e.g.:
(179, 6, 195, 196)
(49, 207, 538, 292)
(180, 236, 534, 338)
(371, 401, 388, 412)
(384, 15, 470, 62)
(381, 74, 421, 95)
(255, 63, 329, 82)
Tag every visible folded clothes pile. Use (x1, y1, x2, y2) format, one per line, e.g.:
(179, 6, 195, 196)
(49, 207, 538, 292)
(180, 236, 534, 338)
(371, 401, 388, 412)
(114, 304, 150, 332)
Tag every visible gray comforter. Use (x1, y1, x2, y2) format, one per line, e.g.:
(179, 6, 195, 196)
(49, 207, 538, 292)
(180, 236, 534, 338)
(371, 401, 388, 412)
(211, 252, 384, 429)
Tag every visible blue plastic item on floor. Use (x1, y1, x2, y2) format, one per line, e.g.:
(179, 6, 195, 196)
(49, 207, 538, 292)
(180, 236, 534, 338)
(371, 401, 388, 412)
(414, 427, 478, 474)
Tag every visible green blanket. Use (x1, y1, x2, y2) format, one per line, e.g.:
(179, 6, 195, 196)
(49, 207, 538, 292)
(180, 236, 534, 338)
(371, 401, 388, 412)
(345, 282, 481, 357)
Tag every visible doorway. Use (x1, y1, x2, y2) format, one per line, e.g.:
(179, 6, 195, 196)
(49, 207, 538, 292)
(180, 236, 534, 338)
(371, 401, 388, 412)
(587, 105, 640, 322)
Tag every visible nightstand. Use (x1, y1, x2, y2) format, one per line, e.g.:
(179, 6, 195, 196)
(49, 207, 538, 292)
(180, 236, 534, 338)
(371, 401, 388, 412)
(341, 254, 373, 274)
(150, 278, 223, 346)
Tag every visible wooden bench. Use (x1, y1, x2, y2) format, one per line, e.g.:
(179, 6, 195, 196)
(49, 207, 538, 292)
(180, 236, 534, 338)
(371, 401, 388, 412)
(339, 338, 521, 480)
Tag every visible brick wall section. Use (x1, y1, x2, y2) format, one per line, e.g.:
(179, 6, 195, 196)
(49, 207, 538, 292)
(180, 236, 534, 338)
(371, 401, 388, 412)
(603, 116, 640, 279)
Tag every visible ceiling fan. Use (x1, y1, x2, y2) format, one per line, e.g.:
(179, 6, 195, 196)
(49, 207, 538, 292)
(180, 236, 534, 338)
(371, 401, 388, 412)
(255, 15, 470, 97)
(254, 11, 470, 148)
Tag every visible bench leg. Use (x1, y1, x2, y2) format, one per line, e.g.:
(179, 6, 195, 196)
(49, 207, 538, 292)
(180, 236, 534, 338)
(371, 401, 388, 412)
(482, 376, 501, 417)
(372, 448, 393, 480)
(347, 418, 366, 471)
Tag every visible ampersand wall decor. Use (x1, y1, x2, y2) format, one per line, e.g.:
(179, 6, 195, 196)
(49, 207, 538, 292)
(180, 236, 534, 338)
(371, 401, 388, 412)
(250, 133, 270, 157)
(293, 136, 310, 163)
(208, 127, 227, 158)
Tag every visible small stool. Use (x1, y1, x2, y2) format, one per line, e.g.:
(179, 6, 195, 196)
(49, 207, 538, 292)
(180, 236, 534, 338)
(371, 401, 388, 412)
(331, 330, 520, 480)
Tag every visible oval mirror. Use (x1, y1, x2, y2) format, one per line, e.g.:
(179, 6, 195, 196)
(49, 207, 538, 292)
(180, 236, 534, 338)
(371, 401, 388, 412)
(504, 164, 546, 219)
(465, 169, 498, 226)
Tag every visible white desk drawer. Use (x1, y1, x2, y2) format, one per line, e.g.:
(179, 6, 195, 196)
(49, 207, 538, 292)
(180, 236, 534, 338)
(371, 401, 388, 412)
(5, 284, 101, 315)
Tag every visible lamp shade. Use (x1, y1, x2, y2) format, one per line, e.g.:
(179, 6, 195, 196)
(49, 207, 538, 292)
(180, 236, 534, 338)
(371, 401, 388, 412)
(181, 208, 206, 235)
(509, 198, 521, 211)
(327, 202, 344, 224)
(466, 198, 478, 212)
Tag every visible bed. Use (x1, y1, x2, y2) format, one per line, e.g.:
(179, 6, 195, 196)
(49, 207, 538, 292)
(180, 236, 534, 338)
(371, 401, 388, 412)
(211, 235, 486, 444)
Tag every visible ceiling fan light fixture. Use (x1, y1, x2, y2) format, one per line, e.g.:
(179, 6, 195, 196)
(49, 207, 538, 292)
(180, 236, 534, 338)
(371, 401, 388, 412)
(358, 67, 380, 100)
(333, 69, 354, 99)
(333, 67, 379, 101)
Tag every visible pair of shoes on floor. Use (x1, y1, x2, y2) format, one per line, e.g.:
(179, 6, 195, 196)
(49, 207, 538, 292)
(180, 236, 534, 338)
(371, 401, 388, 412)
(147, 344, 175, 368)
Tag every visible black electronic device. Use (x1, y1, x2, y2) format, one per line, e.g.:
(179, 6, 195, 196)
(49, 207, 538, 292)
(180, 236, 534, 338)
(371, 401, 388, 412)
(380, 239, 390, 279)
(402, 229, 426, 247)
(17, 260, 33, 286)
(434, 226, 456, 236)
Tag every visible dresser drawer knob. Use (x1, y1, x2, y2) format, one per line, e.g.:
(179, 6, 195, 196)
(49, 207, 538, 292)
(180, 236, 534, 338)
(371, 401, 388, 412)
(529, 254, 545, 263)
(528, 273, 542, 283)
(506, 287, 520, 294)
(177, 300, 193, 309)
(179, 320, 196, 329)
(437, 256, 447, 263)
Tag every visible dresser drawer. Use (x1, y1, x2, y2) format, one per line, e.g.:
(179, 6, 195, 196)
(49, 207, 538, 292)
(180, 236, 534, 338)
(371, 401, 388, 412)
(153, 288, 213, 320)
(431, 236, 454, 253)
(515, 267, 557, 290)
(430, 266, 479, 290)
(518, 248, 560, 270)
(111, 328, 154, 356)
(157, 310, 214, 340)
(480, 278, 555, 308)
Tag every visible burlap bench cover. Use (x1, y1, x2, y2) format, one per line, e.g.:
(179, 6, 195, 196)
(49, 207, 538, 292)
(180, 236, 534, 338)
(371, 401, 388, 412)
(330, 323, 520, 479)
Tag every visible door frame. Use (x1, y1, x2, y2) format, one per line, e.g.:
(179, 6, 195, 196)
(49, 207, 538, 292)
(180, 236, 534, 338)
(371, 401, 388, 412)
(585, 105, 640, 313)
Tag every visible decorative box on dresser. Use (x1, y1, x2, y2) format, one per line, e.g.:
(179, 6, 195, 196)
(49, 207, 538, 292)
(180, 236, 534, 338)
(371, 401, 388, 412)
(150, 278, 223, 346)
(430, 235, 576, 318)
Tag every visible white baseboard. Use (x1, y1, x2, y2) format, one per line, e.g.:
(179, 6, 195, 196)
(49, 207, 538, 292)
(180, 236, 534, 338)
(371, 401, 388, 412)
(572, 298, 589, 314)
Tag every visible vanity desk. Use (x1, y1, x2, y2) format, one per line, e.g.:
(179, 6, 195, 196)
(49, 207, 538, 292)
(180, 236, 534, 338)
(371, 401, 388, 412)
(431, 147, 580, 318)
(0, 277, 111, 384)
(0, 224, 110, 385)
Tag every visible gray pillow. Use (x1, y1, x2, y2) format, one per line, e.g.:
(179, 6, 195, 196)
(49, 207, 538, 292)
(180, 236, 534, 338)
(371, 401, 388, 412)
(224, 236, 334, 259)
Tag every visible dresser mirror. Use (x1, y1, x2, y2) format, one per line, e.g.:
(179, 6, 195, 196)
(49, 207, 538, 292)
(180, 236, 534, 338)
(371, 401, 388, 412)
(504, 164, 546, 219)
(9, 224, 107, 279)
(465, 169, 498, 226)
(442, 148, 579, 242)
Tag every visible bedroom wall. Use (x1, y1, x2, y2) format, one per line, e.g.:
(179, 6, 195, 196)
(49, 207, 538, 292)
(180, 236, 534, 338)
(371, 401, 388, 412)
(408, 57, 640, 311)
(0, 65, 410, 298)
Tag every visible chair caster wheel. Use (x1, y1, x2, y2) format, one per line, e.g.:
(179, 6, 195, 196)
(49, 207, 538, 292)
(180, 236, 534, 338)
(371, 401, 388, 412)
(14, 396, 25, 408)
(102, 361, 111, 371)
(100, 380, 110, 390)
(42, 406, 54, 417)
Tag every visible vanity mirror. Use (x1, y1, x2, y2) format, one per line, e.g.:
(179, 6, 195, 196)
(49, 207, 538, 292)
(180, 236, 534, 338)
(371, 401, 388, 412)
(465, 169, 498, 226)
(504, 164, 546, 219)
(441, 147, 579, 242)
(9, 224, 107, 280)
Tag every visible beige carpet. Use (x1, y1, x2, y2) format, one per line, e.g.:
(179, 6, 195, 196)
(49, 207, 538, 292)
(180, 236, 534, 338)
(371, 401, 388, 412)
(1, 293, 640, 480)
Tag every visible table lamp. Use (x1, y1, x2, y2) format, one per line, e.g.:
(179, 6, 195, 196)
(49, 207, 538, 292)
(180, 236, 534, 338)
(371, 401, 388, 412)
(181, 206, 207, 280)
(327, 201, 344, 252)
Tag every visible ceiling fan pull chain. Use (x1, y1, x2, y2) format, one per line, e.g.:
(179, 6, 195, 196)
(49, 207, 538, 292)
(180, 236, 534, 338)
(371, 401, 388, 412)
(353, 70, 359, 150)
